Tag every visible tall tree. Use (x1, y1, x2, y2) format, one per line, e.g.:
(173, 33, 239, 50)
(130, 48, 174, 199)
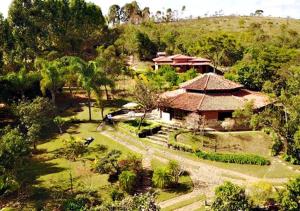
(133, 76, 159, 129)
(35, 58, 64, 104)
(108, 4, 121, 26)
(66, 57, 111, 121)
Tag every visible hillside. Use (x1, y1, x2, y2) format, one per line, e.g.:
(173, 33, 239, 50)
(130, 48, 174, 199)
(118, 16, 300, 67)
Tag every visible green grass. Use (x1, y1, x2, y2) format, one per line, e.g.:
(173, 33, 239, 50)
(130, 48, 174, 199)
(117, 124, 300, 179)
(17, 121, 138, 209)
(177, 131, 272, 157)
(162, 195, 206, 211)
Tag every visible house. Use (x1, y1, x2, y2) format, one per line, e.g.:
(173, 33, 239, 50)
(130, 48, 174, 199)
(153, 53, 220, 74)
(159, 73, 270, 126)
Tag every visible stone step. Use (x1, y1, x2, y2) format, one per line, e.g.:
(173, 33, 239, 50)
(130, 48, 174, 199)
(146, 138, 168, 146)
(147, 136, 168, 144)
(155, 133, 169, 139)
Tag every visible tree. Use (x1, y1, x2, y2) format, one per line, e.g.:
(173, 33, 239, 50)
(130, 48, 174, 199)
(5, 69, 40, 99)
(62, 135, 87, 161)
(255, 10, 264, 16)
(167, 160, 182, 184)
(212, 181, 251, 211)
(0, 127, 29, 171)
(152, 167, 172, 189)
(249, 181, 275, 208)
(232, 101, 254, 128)
(185, 113, 206, 135)
(276, 176, 300, 211)
(118, 170, 137, 193)
(104, 192, 159, 210)
(132, 77, 159, 130)
(200, 34, 243, 71)
(35, 58, 64, 104)
(141, 7, 150, 22)
(54, 116, 66, 134)
(96, 45, 126, 101)
(108, 5, 121, 26)
(66, 56, 110, 121)
(93, 150, 122, 176)
(14, 97, 55, 150)
(136, 31, 157, 60)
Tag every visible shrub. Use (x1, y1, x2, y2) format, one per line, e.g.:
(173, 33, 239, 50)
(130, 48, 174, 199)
(118, 154, 143, 174)
(118, 171, 137, 193)
(0, 174, 19, 196)
(152, 167, 172, 189)
(110, 188, 125, 201)
(93, 150, 122, 175)
(195, 151, 270, 165)
(167, 160, 183, 184)
(212, 181, 251, 211)
(62, 136, 87, 161)
(119, 120, 161, 138)
(168, 140, 194, 153)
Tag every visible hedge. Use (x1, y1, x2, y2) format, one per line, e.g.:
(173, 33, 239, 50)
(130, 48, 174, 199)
(168, 140, 194, 153)
(118, 120, 161, 138)
(195, 151, 270, 165)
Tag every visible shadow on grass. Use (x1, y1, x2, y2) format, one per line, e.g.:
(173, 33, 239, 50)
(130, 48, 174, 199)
(17, 157, 66, 186)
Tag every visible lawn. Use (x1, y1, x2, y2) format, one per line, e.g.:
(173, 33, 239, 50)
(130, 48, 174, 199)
(116, 123, 300, 179)
(161, 195, 206, 211)
(150, 159, 194, 202)
(177, 131, 272, 157)
(17, 122, 138, 209)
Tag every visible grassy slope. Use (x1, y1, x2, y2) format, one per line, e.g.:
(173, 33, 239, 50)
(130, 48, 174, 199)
(18, 122, 137, 208)
(177, 131, 271, 157)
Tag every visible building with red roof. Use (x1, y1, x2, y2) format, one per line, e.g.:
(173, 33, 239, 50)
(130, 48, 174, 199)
(159, 73, 270, 125)
(153, 53, 220, 73)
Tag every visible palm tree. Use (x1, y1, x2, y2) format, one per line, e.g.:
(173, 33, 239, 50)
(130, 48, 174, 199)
(65, 56, 111, 121)
(35, 58, 64, 105)
(152, 167, 172, 189)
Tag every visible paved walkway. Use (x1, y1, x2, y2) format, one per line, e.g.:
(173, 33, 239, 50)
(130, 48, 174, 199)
(100, 129, 290, 210)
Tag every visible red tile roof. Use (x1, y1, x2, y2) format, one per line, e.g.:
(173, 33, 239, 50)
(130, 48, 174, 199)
(161, 73, 270, 112)
(164, 91, 270, 112)
(182, 73, 243, 91)
(153, 54, 211, 64)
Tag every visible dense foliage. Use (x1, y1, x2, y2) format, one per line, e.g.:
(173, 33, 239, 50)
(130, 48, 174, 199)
(195, 151, 270, 165)
(212, 181, 251, 211)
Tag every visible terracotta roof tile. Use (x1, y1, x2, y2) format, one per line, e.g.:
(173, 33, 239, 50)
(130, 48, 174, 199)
(182, 73, 243, 91)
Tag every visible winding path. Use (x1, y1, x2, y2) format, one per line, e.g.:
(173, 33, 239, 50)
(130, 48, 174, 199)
(100, 129, 290, 210)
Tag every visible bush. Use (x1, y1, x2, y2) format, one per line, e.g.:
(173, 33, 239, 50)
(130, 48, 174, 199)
(62, 136, 87, 161)
(118, 154, 143, 174)
(195, 151, 270, 165)
(110, 188, 125, 201)
(152, 167, 172, 189)
(212, 181, 251, 211)
(0, 174, 19, 196)
(119, 120, 161, 138)
(93, 150, 122, 175)
(118, 171, 137, 193)
(168, 140, 194, 152)
(168, 130, 196, 152)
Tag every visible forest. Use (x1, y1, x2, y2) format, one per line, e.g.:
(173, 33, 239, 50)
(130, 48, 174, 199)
(1, 0, 300, 210)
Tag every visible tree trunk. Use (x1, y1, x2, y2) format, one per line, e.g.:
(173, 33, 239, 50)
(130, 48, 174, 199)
(51, 90, 56, 105)
(138, 111, 147, 130)
(101, 107, 104, 120)
(104, 85, 109, 100)
(69, 85, 73, 98)
(88, 91, 92, 121)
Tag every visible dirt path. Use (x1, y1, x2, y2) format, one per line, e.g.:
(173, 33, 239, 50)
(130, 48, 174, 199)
(100, 129, 289, 209)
